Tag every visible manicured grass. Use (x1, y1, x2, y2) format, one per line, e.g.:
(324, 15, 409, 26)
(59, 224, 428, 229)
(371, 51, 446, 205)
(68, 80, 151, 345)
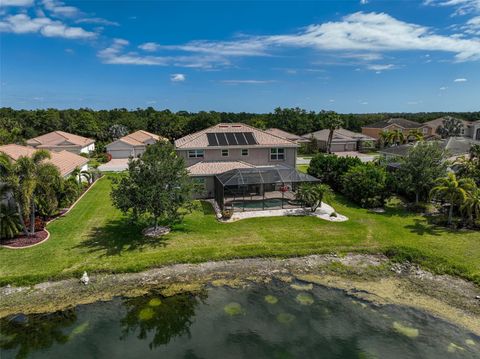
(1, 176, 479, 286)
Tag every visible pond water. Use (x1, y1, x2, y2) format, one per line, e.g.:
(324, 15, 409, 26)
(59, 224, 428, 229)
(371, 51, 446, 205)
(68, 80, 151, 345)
(1, 280, 479, 359)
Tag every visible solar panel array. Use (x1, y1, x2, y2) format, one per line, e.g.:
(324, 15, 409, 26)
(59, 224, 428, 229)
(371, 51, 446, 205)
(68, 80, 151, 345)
(207, 132, 258, 146)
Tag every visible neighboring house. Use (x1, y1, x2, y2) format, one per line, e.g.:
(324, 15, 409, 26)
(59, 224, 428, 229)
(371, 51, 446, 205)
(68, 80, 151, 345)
(106, 130, 166, 159)
(0, 144, 88, 178)
(420, 117, 480, 140)
(378, 137, 476, 163)
(264, 128, 310, 144)
(361, 118, 422, 140)
(174, 123, 301, 198)
(27, 131, 95, 154)
(302, 128, 376, 152)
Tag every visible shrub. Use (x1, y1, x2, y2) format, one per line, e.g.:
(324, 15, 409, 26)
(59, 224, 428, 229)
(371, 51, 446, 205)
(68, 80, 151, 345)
(296, 183, 331, 212)
(308, 153, 361, 191)
(342, 163, 389, 208)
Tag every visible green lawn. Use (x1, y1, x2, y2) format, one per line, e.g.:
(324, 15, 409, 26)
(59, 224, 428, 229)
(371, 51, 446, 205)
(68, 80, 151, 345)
(1, 176, 479, 286)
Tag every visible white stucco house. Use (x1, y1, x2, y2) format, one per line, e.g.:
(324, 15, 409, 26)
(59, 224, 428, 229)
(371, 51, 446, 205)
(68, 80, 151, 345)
(106, 130, 167, 159)
(27, 131, 95, 154)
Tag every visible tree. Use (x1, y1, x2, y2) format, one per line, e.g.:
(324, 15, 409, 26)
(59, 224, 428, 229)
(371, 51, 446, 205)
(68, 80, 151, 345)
(111, 141, 195, 230)
(461, 186, 480, 226)
(71, 167, 91, 186)
(430, 173, 475, 225)
(295, 183, 331, 212)
(385, 129, 405, 146)
(342, 163, 389, 208)
(407, 129, 424, 142)
(397, 142, 448, 204)
(307, 153, 361, 191)
(0, 150, 61, 236)
(324, 112, 344, 154)
(436, 117, 464, 138)
(379, 130, 390, 148)
(109, 124, 129, 139)
(0, 201, 22, 240)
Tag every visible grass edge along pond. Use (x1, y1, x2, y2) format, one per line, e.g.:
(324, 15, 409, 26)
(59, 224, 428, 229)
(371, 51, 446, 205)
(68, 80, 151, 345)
(0, 175, 479, 286)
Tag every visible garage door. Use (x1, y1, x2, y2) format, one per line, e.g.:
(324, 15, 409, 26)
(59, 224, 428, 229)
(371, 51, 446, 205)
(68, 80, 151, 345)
(108, 149, 133, 159)
(330, 143, 346, 152)
(345, 142, 357, 151)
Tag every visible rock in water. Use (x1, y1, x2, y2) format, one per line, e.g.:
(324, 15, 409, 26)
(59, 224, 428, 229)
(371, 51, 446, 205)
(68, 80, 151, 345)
(80, 271, 89, 285)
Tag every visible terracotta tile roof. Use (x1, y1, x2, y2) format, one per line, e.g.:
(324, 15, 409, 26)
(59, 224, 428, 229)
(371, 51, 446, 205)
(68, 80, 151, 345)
(27, 131, 94, 148)
(362, 118, 421, 129)
(187, 160, 255, 176)
(0, 144, 88, 177)
(264, 128, 308, 142)
(303, 128, 376, 141)
(175, 123, 298, 149)
(117, 130, 164, 146)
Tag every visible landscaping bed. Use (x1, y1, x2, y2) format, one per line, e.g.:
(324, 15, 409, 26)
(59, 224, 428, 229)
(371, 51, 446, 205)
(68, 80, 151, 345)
(0, 230, 49, 248)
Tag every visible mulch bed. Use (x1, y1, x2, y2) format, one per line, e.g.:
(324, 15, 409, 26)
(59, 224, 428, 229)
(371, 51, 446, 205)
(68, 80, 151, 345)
(0, 230, 49, 248)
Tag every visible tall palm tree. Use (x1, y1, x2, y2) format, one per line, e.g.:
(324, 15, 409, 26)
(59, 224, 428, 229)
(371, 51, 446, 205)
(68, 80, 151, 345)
(386, 129, 405, 146)
(461, 186, 480, 226)
(324, 112, 343, 154)
(71, 167, 91, 186)
(379, 131, 390, 148)
(430, 173, 475, 225)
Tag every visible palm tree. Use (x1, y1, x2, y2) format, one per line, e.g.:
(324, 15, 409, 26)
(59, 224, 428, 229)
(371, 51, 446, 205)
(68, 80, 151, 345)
(461, 186, 480, 226)
(379, 131, 390, 148)
(430, 173, 475, 225)
(296, 183, 331, 212)
(324, 112, 343, 154)
(386, 129, 405, 146)
(0, 150, 60, 236)
(71, 167, 91, 186)
(407, 129, 424, 143)
(469, 144, 480, 162)
(0, 202, 22, 239)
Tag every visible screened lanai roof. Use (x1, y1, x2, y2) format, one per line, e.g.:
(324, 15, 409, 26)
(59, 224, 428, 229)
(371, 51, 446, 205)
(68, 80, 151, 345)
(215, 165, 320, 186)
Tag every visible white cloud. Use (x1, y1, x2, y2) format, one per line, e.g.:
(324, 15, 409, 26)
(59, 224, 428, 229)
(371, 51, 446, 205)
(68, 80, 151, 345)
(170, 73, 186, 82)
(424, 0, 480, 15)
(366, 63, 397, 71)
(0, 13, 96, 39)
(75, 17, 119, 26)
(360, 0, 369, 4)
(454, 77, 467, 81)
(221, 80, 276, 84)
(0, 0, 33, 6)
(139, 42, 160, 52)
(439, 86, 448, 89)
(42, 0, 79, 17)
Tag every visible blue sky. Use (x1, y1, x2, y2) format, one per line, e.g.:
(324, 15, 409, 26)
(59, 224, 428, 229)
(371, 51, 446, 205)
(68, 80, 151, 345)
(0, 0, 479, 113)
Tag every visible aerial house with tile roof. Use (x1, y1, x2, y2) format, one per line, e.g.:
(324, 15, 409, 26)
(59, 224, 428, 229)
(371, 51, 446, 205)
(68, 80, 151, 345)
(27, 131, 95, 154)
(174, 123, 319, 210)
(106, 130, 167, 159)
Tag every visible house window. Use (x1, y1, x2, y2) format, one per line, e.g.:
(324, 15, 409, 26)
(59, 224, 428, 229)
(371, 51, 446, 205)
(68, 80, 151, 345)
(241, 149, 249, 156)
(270, 148, 285, 160)
(221, 149, 229, 157)
(422, 127, 428, 134)
(188, 149, 204, 158)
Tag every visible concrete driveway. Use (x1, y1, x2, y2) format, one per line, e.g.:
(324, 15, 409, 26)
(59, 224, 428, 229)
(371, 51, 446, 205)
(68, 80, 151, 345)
(98, 159, 129, 172)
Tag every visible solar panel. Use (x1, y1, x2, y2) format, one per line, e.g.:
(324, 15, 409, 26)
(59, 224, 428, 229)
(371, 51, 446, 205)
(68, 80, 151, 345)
(207, 133, 219, 146)
(225, 133, 238, 145)
(234, 132, 247, 145)
(244, 132, 257, 145)
(217, 133, 228, 146)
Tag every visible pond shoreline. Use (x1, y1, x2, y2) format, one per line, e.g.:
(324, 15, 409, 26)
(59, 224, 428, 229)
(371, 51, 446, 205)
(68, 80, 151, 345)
(1, 254, 479, 335)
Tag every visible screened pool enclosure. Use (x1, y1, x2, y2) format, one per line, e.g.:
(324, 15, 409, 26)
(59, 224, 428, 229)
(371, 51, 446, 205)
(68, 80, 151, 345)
(214, 165, 320, 211)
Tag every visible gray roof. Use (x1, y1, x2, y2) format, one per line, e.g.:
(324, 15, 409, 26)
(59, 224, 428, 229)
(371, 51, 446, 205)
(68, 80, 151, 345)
(363, 118, 422, 129)
(379, 137, 477, 158)
(302, 128, 375, 142)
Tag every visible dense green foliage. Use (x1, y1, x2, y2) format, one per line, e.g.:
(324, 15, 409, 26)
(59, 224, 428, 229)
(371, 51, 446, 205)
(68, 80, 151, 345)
(307, 154, 362, 191)
(1, 107, 479, 145)
(396, 142, 448, 204)
(1, 176, 479, 286)
(111, 142, 195, 229)
(342, 163, 389, 208)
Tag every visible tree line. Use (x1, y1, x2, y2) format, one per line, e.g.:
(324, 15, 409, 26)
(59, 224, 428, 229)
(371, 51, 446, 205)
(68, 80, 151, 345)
(1, 107, 479, 150)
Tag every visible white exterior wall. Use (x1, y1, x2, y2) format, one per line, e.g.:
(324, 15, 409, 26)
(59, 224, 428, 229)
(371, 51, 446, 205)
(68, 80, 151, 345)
(80, 143, 95, 154)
